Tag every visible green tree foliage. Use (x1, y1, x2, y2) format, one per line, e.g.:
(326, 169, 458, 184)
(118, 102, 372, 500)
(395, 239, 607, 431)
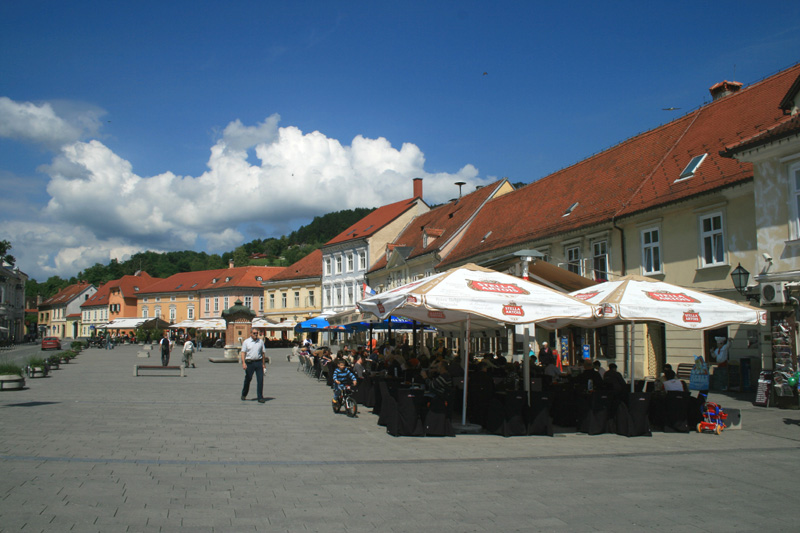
(0, 240, 15, 266)
(27, 207, 374, 300)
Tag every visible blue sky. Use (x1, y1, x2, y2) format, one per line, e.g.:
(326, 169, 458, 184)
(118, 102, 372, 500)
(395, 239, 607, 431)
(1, 1, 799, 281)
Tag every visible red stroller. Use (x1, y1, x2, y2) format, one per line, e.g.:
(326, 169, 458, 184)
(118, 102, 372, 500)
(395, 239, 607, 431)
(697, 401, 727, 434)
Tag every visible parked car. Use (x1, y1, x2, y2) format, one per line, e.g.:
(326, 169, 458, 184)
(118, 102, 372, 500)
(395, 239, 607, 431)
(41, 337, 61, 351)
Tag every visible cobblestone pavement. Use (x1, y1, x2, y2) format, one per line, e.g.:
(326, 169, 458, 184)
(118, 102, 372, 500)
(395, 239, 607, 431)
(1, 344, 798, 532)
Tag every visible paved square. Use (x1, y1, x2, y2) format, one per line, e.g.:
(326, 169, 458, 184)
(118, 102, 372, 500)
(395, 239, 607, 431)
(1, 344, 798, 532)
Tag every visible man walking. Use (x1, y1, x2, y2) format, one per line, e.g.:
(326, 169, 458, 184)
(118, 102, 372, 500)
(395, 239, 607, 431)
(240, 330, 266, 403)
(160, 331, 171, 366)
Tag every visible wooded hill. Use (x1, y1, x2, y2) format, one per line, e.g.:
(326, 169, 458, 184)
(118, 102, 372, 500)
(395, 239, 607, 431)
(26, 207, 373, 300)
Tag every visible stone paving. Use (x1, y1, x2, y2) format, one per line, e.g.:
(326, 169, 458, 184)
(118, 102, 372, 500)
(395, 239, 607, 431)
(1, 344, 799, 532)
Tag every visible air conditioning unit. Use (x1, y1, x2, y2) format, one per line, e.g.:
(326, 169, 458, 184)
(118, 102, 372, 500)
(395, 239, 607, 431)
(760, 282, 788, 305)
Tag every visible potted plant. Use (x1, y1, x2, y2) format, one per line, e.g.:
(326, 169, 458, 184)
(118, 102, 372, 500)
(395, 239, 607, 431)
(71, 341, 84, 352)
(0, 362, 25, 390)
(26, 357, 49, 378)
(60, 350, 76, 364)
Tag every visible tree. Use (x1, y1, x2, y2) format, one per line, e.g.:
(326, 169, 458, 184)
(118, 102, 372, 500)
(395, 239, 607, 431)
(0, 240, 15, 266)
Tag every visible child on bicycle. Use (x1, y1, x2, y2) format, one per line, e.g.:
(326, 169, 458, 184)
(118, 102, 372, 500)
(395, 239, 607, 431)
(331, 359, 357, 406)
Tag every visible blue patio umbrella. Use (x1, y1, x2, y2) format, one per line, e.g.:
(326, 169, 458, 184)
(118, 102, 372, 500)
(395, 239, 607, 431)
(294, 316, 331, 332)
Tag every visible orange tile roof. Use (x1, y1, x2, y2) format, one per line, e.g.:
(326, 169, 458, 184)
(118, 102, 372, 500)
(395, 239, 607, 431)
(442, 63, 800, 268)
(81, 272, 162, 307)
(41, 281, 93, 307)
(81, 283, 111, 308)
(721, 113, 800, 156)
(267, 249, 323, 282)
(324, 197, 424, 246)
(369, 180, 507, 272)
(139, 266, 285, 294)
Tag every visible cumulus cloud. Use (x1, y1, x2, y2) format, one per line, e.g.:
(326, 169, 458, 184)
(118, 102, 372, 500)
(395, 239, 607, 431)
(6, 109, 491, 280)
(0, 97, 104, 150)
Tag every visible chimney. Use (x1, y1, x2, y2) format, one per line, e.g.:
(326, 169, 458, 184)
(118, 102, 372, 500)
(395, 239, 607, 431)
(229, 259, 234, 269)
(413, 178, 423, 199)
(709, 80, 743, 101)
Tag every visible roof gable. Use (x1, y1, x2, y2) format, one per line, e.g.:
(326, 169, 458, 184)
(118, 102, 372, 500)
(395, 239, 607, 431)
(266, 249, 323, 282)
(41, 281, 94, 307)
(139, 266, 285, 294)
(324, 197, 424, 246)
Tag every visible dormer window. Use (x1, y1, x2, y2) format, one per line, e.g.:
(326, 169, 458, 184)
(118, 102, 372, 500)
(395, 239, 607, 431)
(677, 154, 707, 181)
(423, 233, 429, 249)
(225, 277, 232, 282)
(134, 286, 139, 291)
(563, 202, 579, 217)
(255, 276, 262, 281)
(212, 278, 218, 284)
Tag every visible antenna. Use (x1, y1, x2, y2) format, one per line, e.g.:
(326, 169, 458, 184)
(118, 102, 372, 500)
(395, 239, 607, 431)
(455, 181, 466, 198)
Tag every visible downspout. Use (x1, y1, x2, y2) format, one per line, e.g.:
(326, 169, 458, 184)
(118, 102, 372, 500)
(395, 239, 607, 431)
(612, 216, 626, 276)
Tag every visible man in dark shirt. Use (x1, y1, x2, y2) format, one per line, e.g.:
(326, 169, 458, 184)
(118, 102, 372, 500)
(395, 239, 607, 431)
(576, 360, 603, 391)
(538, 342, 556, 367)
(603, 362, 627, 393)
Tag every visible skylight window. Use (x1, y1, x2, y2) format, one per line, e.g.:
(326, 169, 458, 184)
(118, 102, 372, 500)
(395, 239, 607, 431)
(562, 202, 579, 217)
(175, 284, 182, 289)
(191, 283, 198, 288)
(481, 231, 493, 243)
(677, 153, 707, 181)
(134, 287, 139, 291)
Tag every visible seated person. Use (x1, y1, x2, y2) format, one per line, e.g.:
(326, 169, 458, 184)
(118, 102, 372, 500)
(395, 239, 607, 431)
(405, 357, 423, 383)
(352, 355, 366, 380)
(331, 359, 357, 405)
(544, 362, 566, 379)
(576, 360, 603, 391)
(662, 368, 684, 391)
(422, 361, 454, 400)
(602, 362, 627, 393)
(593, 360, 606, 378)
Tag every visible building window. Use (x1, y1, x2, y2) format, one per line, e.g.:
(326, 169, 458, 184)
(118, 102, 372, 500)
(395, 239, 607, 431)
(244, 296, 252, 309)
(259, 297, 264, 312)
(269, 294, 275, 309)
(188, 295, 194, 301)
(790, 163, 800, 239)
(642, 228, 662, 274)
(142, 306, 148, 318)
(699, 213, 725, 267)
(143, 297, 149, 303)
(308, 291, 316, 307)
(281, 293, 287, 308)
(214, 297, 219, 313)
(169, 306, 176, 321)
(346, 285, 354, 305)
(154, 306, 161, 318)
(223, 297, 229, 310)
(187, 306, 194, 319)
(155, 297, 161, 303)
(170, 296, 176, 302)
(358, 251, 367, 270)
(566, 246, 582, 275)
(324, 258, 332, 275)
(324, 287, 331, 307)
(347, 254, 354, 272)
(592, 240, 609, 281)
(294, 291, 300, 307)
(335, 255, 343, 274)
(678, 153, 707, 181)
(205, 298, 210, 313)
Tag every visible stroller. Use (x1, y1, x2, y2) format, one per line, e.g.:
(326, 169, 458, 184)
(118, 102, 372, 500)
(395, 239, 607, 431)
(697, 401, 727, 434)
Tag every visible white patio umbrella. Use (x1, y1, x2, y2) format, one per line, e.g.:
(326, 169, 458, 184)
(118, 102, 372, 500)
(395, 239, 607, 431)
(357, 263, 596, 426)
(563, 274, 765, 391)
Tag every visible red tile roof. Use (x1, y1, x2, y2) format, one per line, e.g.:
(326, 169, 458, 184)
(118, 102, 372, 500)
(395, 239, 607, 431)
(324, 197, 424, 246)
(41, 281, 93, 307)
(369, 180, 508, 273)
(266, 249, 323, 282)
(81, 272, 162, 307)
(721, 113, 800, 156)
(441, 63, 800, 267)
(138, 266, 285, 295)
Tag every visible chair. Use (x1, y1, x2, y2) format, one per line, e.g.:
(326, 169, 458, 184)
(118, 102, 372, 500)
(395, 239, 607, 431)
(378, 381, 398, 431)
(663, 391, 690, 433)
(527, 392, 553, 436)
(395, 388, 425, 436)
(551, 388, 578, 428)
(487, 391, 528, 437)
(577, 391, 613, 435)
(615, 392, 652, 437)
(424, 395, 455, 437)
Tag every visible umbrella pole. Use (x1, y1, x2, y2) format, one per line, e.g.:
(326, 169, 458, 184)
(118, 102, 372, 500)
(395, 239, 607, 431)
(629, 321, 635, 393)
(462, 315, 471, 426)
(523, 326, 531, 405)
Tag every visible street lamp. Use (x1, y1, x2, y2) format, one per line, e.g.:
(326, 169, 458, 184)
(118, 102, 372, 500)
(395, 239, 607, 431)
(730, 263, 750, 295)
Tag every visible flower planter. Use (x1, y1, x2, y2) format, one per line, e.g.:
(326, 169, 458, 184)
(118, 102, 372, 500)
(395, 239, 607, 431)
(26, 366, 48, 378)
(60, 358, 70, 364)
(0, 374, 25, 391)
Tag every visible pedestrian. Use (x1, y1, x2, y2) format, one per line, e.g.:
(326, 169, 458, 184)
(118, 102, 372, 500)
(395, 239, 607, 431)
(159, 331, 171, 366)
(240, 330, 266, 403)
(182, 336, 196, 368)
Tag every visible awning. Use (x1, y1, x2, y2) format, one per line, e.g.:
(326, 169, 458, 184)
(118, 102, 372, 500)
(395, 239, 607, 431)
(479, 251, 595, 292)
(99, 317, 170, 330)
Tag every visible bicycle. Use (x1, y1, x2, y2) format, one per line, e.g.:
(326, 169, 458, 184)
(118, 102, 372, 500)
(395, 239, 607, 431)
(332, 384, 358, 417)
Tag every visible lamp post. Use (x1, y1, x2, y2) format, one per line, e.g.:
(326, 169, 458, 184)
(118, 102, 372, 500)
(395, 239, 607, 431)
(730, 263, 750, 296)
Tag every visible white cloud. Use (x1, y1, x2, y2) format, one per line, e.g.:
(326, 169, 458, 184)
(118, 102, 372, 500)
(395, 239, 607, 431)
(6, 110, 491, 280)
(0, 97, 104, 150)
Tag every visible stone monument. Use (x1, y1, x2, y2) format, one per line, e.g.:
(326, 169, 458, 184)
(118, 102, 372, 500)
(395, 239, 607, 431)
(209, 299, 256, 363)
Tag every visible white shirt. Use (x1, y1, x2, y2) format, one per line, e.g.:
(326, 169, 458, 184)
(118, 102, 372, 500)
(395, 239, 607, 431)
(241, 337, 264, 361)
(663, 379, 684, 391)
(183, 340, 194, 353)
